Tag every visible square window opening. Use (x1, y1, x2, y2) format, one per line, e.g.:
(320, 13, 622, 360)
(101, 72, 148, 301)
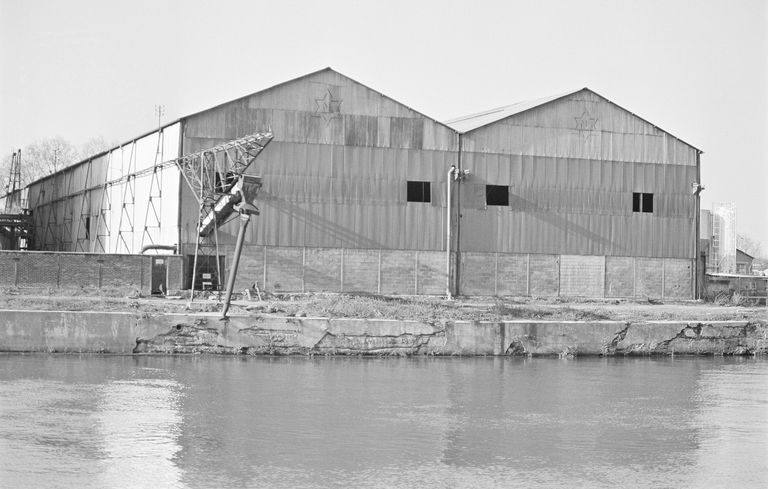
(632, 192, 653, 213)
(486, 185, 509, 206)
(407, 181, 431, 203)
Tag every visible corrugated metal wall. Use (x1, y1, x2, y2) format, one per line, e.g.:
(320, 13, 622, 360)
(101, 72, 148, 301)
(180, 69, 458, 252)
(27, 124, 181, 253)
(459, 91, 698, 258)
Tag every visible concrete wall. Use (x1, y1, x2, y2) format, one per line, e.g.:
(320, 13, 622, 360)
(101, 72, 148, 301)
(215, 244, 447, 295)
(199, 245, 693, 298)
(0, 251, 183, 294)
(460, 252, 693, 299)
(1, 309, 765, 356)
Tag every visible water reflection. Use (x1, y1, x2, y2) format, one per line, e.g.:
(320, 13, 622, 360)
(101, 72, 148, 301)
(95, 378, 183, 488)
(0, 357, 184, 489)
(1, 355, 767, 488)
(686, 360, 768, 487)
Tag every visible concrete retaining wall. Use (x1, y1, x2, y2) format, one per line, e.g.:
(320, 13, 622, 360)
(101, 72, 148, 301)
(212, 244, 448, 296)
(461, 252, 694, 299)
(2, 309, 765, 356)
(193, 244, 693, 299)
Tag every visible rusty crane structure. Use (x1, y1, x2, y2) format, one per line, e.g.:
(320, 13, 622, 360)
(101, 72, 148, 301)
(174, 132, 273, 316)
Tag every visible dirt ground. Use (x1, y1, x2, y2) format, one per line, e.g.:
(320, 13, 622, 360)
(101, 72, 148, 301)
(1, 286, 766, 323)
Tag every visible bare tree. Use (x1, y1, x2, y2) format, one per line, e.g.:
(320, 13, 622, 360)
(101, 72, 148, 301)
(20, 137, 80, 185)
(80, 136, 112, 159)
(737, 233, 763, 259)
(0, 152, 10, 195)
(1, 136, 118, 197)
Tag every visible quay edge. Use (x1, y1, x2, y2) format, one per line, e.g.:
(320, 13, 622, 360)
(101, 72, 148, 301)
(1, 310, 767, 356)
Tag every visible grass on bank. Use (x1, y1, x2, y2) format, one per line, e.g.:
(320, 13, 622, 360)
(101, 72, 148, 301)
(1, 286, 765, 322)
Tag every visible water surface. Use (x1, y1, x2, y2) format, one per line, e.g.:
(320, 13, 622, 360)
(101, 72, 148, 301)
(1, 355, 766, 488)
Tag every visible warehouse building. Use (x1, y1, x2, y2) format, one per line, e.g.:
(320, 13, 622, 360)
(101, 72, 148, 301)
(19, 68, 702, 298)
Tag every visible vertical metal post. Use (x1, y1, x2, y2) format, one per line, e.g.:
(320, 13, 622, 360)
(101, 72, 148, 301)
(446, 165, 455, 299)
(455, 134, 464, 297)
(694, 152, 702, 299)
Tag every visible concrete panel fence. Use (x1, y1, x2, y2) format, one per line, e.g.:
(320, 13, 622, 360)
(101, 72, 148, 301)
(0, 248, 693, 299)
(0, 251, 183, 294)
(217, 245, 693, 299)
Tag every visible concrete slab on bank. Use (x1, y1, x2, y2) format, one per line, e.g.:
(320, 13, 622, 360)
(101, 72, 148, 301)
(2, 310, 766, 356)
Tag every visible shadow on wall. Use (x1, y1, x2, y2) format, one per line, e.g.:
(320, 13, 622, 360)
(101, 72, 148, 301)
(258, 190, 387, 249)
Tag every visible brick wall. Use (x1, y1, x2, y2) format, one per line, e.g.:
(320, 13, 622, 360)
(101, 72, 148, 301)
(342, 249, 379, 293)
(663, 259, 694, 299)
(529, 254, 559, 297)
(605, 256, 634, 297)
(459, 251, 693, 299)
(0, 249, 694, 299)
(635, 258, 664, 298)
(380, 250, 417, 295)
(214, 246, 449, 296)
(559, 255, 605, 297)
(0, 251, 183, 293)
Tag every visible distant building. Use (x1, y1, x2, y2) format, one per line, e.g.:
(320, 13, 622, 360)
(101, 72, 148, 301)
(710, 202, 737, 273)
(736, 249, 754, 275)
(18, 68, 703, 298)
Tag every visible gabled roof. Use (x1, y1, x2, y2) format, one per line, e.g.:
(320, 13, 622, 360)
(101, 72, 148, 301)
(737, 249, 754, 260)
(27, 67, 452, 188)
(183, 66, 452, 131)
(444, 87, 702, 153)
(444, 88, 581, 133)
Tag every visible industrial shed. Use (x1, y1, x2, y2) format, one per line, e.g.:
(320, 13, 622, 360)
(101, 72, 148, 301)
(19, 68, 702, 298)
(448, 89, 702, 298)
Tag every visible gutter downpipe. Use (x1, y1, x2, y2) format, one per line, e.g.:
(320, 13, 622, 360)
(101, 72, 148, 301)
(446, 164, 456, 299)
(177, 120, 185, 281)
(446, 132, 464, 299)
(694, 151, 702, 299)
(455, 134, 463, 298)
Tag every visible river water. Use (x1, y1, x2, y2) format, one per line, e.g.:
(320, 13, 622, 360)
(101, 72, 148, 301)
(0, 355, 766, 488)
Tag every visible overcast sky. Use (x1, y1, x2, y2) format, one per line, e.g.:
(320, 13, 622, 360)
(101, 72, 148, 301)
(1, 0, 766, 246)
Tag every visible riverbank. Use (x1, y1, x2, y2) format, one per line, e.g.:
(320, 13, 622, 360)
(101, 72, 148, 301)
(1, 310, 766, 357)
(2, 287, 765, 356)
(2, 286, 766, 322)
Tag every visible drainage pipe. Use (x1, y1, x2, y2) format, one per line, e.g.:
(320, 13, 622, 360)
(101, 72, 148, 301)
(141, 244, 177, 254)
(446, 165, 455, 299)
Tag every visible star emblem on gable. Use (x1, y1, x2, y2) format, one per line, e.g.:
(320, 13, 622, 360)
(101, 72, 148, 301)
(574, 109, 598, 142)
(314, 88, 343, 123)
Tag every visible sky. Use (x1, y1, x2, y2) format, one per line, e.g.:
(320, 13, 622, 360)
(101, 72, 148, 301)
(1, 0, 766, 247)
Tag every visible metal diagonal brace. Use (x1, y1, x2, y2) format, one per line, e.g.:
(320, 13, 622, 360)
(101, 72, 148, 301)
(220, 175, 262, 319)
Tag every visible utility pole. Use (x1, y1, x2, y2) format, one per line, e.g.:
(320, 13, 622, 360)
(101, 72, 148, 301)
(154, 105, 165, 128)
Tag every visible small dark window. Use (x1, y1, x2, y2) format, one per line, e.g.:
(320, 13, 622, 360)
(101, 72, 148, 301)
(642, 193, 653, 213)
(632, 192, 654, 213)
(486, 185, 509, 206)
(85, 216, 91, 240)
(407, 181, 431, 203)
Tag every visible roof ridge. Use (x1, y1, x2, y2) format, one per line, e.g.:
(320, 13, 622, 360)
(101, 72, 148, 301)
(444, 88, 584, 127)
